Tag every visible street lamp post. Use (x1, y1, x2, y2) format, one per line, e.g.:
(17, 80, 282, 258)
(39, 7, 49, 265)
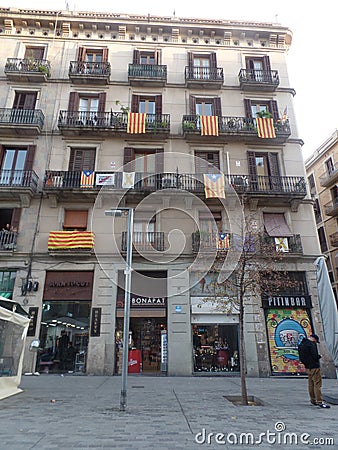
(105, 207, 134, 411)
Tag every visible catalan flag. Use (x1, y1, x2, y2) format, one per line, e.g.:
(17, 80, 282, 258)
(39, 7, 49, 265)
(48, 231, 94, 250)
(80, 170, 95, 188)
(203, 173, 225, 199)
(127, 112, 146, 134)
(256, 117, 276, 139)
(201, 115, 219, 136)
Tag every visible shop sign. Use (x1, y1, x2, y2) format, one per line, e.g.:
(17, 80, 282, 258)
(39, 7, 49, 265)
(118, 296, 167, 308)
(90, 307, 101, 337)
(262, 295, 312, 309)
(44, 271, 93, 300)
(27, 307, 39, 337)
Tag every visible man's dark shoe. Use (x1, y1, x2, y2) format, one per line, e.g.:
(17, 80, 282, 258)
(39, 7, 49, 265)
(317, 402, 331, 408)
(310, 400, 317, 406)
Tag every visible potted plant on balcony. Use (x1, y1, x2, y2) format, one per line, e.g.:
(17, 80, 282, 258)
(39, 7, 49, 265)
(38, 64, 51, 78)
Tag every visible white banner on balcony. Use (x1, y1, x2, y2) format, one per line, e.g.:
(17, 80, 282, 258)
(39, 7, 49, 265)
(95, 173, 115, 186)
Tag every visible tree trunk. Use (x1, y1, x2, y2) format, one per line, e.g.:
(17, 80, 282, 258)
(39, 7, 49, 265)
(239, 298, 248, 405)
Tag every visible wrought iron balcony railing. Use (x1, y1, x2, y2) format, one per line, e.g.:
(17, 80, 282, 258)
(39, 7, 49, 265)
(261, 234, 303, 253)
(69, 61, 111, 77)
(0, 169, 38, 190)
(0, 230, 17, 251)
(185, 66, 224, 82)
(43, 170, 306, 197)
(5, 58, 51, 77)
(128, 63, 167, 80)
(182, 115, 291, 139)
(319, 163, 338, 187)
(121, 231, 165, 252)
(324, 198, 338, 216)
(58, 111, 170, 133)
(238, 69, 279, 87)
(0, 108, 44, 128)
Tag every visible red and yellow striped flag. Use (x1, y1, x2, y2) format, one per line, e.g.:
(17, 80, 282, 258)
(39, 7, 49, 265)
(201, 115, 219, 136)
(127, 112, 146, 134)
(80, 171, 95, 188)
(256, 117, 276, 138)
(48, 231, 94, 250)
(203, 174, 225, 199)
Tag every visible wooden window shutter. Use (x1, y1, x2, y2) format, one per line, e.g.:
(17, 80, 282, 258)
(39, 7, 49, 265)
(98, 92, 106, 112)
(64, 210, 88, 230)
(133, 49, 140, 64)
(269, 100, 279, 121)
(244, 99, 252, 118)
(68, 92, 79, 111)
(155, 149, 164, 173)
(155, 50, 161, 65)
(24, 145, 36, 171)
(263, 56, 271, 71)
(82, 149, 95, 171)
(0, 145, 4, 166)
(247, 151, 257, 177)
(195, 152, 208, 173)
(189, 95, 196, 115)
(268, 153, 280, 177)
(11, 208, 22, 231)
(246, 57, 254, 70)
(123, 147, 135, 171)
(131, 95, 140, 113)
(69, 149, 95, 171)
(102, 48, 108, 62)
(210, 52, 217, 68)
(155, 95, 162, 115)
(213, 98, 222, 117)
(77, 47, 86, 61)
(188, 52, 194, 66)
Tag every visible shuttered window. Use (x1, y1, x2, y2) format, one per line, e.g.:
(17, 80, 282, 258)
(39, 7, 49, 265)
(69, 148, 96, 171)
(63, 210, 88, 230)
(195, 151, 220, 173)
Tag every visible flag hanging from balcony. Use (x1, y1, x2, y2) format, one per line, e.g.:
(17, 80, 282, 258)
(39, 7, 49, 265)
(203, 174, 225, 199)
(48, 231, 95, 250)
(217, 232, 230, 250)
(80, 170, 95, 188)
(127, 112, 146, 134)
(122, 172, 135, 189)
(274, 237, 289, 252)
(256, 117, 276, 138)
(201, 115, 219, 136)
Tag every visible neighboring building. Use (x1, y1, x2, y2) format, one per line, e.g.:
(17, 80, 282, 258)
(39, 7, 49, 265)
(0, 7, 333, 377)
(305, 130, 338, 303)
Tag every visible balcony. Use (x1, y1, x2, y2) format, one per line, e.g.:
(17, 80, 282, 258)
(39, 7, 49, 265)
(47, 231, 95, 254)
(122, 231, 165, 252)
(0, 169, 38, 206)
(0, 230, 18, 251)
(261, 234, 303, 254)
(324, 198, 338, 217)
(68, 61, 111, 85)
(182, 115, 291, 144)
(58, 111, 170, 137)
(0, 108, 44, 136)
(185, 66, 224, 89)
(329, 231, 338, 247)
(4, 58, 50, 82)
(238, 69, 279, 91)
(192, 232, 230, 253)
(128, 64, 167, 86)
(319, 164, 338, 187)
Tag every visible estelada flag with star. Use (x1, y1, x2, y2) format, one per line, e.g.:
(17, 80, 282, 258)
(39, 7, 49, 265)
(203, 173, 225, 199)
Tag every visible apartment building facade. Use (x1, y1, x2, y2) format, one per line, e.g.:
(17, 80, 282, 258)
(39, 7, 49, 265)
(0, 7, 332, 378)
(305, 130, 338, 302)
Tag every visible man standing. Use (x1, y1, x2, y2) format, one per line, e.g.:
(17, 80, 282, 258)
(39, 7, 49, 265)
(298, 333, 330, 408)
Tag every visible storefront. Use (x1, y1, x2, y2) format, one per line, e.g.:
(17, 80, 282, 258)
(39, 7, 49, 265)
(37, 271, 93, 374)
(115, 270, 167, 375)
(190, 272, 240, 374)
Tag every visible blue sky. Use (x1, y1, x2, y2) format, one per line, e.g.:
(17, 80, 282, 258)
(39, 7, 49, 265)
(3, 0, 337, 160)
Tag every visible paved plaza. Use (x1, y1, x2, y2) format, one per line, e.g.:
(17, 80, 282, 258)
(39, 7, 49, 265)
(0, 374, 337, 449)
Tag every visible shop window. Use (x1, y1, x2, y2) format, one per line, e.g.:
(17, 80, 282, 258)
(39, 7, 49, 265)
(0, 270, 16, 298)
(260, 271, 308, 296)
(192, 324, 239, 372)
(63, 210, 88, 231)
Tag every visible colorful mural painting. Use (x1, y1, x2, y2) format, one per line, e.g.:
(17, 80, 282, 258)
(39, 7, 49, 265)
(266, 308, 312, 374)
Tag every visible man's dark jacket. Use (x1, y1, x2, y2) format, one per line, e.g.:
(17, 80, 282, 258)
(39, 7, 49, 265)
(298, 338, 321, 369)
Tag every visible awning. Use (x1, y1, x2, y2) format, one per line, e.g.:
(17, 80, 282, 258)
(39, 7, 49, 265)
(263, 213, 293, 237)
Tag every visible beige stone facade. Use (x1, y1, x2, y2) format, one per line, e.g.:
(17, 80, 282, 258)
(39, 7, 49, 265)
(0, 7, 333, 377)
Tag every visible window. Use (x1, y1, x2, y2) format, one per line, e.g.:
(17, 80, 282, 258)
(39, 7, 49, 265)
(132, 49, 161, 65)
(314, 199, 322, 223)
(318, 226, 328, 253)
(77, 47, 108, 62)
(0, 270, 16, 297)
(187, 52, 217, 79)
(325, 158, 334, 175)
(13, 91, 37, 110)
(195, 151, 220, 173)
(0, 145, 35, 185)
(307, 174, 316, 195)
(123, 147, 164, 175)
(244, 99, 279, 121)
(63, 210, 88, 231)
(330, 185, 338, 202)
(245, 56, 271, 81)
(189, 96, 221, 117)
(67, 92, 106, 125)
(24, 46, 45, 60)
(0, 209, 21, 232)
(134, 215, 156, 245)
(68, 148, 95, 172)
(131, 94, 162, 116)
(247, 151, 281, 190)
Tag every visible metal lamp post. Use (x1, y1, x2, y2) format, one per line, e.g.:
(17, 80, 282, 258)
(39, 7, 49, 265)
(105, 207, 134, 411)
